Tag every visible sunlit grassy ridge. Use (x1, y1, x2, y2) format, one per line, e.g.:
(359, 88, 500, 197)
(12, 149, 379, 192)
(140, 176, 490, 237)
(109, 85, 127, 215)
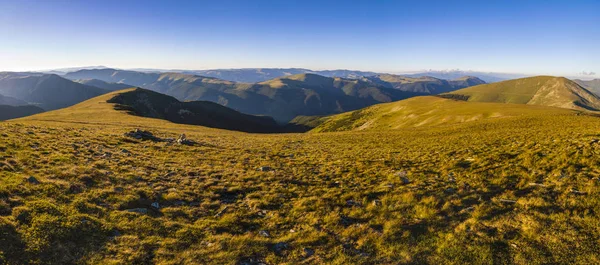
(2, 88, 600, 264)
(303, 96, 580, 132)
(447, 76, 600, 111)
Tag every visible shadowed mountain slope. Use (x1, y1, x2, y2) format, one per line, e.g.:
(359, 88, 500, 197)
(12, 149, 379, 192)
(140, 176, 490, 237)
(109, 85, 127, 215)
(0, 105, 45, 120)
(0, 93, 28, 106)
(19, 88, 283, 133)
(74, 79, 133, 91)
(366, 74, 485, 94)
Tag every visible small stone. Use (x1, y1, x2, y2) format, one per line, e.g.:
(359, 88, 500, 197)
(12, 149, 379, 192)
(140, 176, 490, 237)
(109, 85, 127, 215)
(151, 202, 160, 209)
(26, 176, 40, 184)
(257, 166, 274, 172)
(304, 247, 315, 258)
(259, 230, 270, 237)
(445, 187, 455, 194)
(126, 208, 148, 214)
(400, 176, 410, 185)
(272, 242, 289, 254)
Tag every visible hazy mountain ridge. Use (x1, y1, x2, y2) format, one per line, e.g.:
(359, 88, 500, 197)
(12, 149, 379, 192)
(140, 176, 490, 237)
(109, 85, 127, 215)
(405, 70, 526, 83)
(65, 69, 426, 122)
(365, 74, 486, 94)
(0, 73, 108, 110)
(74, 79, 133, 91)
(0, 93, 29, 106)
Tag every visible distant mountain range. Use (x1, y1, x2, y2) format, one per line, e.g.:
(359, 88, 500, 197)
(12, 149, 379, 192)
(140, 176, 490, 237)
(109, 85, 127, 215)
(181, 68, 379, 83)
(404, 70, 526, 83)
(365, 74, 486, 94)
(74, 79, 133, 91)
(64, 69, 432, 122)
(41, 66, 522, 84)
(0, 73, 107, 110)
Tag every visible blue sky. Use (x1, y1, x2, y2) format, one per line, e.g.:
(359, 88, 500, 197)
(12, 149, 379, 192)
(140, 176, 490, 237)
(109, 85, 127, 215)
(0, 0, 598, 78)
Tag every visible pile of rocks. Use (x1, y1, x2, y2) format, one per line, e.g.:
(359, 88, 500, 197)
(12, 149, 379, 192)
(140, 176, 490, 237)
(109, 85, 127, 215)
(124, 129, 163, 142)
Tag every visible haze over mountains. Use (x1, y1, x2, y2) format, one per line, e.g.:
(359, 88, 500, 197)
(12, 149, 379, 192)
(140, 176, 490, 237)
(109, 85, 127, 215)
(64, 69, 421, 122)
(0, 72, 107, 110)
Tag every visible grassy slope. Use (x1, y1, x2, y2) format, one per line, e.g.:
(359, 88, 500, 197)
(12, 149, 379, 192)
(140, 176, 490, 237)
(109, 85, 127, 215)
(447, 76, 600, 110)
(2, 106, 600, 264)
(3, 85, 600, 264)
(307, 96, 580, 132)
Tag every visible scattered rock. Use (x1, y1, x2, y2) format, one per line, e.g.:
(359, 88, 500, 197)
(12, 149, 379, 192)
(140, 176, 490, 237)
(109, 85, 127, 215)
(303, 247, 315, 258)
(259, 230, 271, 237)
(528, 182, 546, 187)
(400, 176, 411, 185)
(571, 189, 587, 195)
(124, 129, 163, 142)
(126, 208, 148, 214)
(499, 199, 517, 204)
(346, 200, 362, 207)
(257, 166, 274, 172)
(26, 176, 40, 184)
(372, 200, 382, 206)
(214, 206, 229, 218)
(121, 149, 130, 154)
(176, 134, 197, 146)
(445, 188, 455, 194)
(272, 242, 289, 255)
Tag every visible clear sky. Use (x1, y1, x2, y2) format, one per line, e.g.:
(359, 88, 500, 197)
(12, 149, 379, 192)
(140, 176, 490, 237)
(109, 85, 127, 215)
(0, 0, 598, 78)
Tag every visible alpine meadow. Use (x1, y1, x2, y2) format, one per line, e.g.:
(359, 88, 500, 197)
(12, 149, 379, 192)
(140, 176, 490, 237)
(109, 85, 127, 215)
(1, 0, 600, 264)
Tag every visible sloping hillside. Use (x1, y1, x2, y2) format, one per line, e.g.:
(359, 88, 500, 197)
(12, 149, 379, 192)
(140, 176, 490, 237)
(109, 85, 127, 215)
(366, 74, 485, 94)
(20, 88, 282, 133)
(0, 73, 107, 110)
(303, 96, 579, 132)
(0, 105, 45, 120)
(446, 76, 600, 111)
(107, 88, 282, 133)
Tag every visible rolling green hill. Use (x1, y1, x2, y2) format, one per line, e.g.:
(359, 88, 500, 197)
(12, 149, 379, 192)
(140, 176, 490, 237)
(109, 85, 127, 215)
(446, 76, 600, 111)
(22, 88, 283, 133)
(0, 73, 108, 110)
(301, 96, 581, 132)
